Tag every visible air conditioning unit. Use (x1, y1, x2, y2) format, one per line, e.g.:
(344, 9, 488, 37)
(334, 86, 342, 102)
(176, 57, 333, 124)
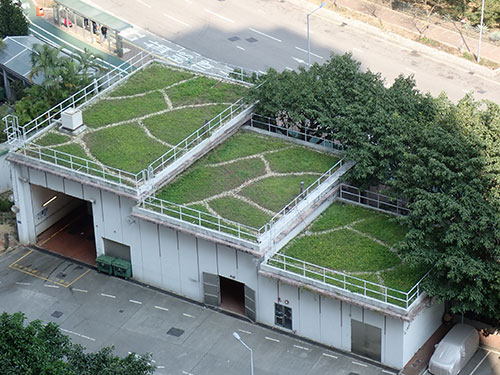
(61, 108, 83, 131)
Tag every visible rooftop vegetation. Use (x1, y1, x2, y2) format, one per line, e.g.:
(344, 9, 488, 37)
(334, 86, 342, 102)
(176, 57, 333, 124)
(156, 131, 340, 229)
(29, 63, 248, 174)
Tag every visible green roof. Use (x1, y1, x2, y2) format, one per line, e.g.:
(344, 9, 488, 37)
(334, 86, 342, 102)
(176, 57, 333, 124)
(54, 0, 131, 31)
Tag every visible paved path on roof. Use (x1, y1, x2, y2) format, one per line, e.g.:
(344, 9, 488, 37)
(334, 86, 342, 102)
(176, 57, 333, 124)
(0, 246, 394, 375)
(84, 0, 500, 104)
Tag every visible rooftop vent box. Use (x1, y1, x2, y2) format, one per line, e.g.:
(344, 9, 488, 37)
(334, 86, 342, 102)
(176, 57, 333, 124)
(61, 108, 83, 131)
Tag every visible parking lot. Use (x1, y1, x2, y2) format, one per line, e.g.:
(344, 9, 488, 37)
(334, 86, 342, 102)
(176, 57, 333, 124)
(0, 246, 396, 375)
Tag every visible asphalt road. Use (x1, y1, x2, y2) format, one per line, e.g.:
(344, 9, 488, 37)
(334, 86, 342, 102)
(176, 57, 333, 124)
(0, 247, 393, 375)
(83, 0, 500, 103)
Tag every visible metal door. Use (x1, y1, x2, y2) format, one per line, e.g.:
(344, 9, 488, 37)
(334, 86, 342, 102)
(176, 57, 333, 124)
(202, 272, 220, 306)
(351, 319, 382, 361)
(244, 285, 256, 322)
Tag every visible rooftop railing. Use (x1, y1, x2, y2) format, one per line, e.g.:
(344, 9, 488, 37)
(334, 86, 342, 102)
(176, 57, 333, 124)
(339, 184, 410, 216)
(266, 252, 429, 310)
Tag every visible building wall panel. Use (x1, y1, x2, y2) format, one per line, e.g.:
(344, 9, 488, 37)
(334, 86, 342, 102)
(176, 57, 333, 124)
(101, 191, 122, 243)
(236, 252, 258, 290)
(63, 179, 84, 199)
(257, 274, 278, 326)
(178, 232, 201, 301)
(298, 289, 321, 342)
(385, 316, 404, 369)
(28, 168, 46, 187)
(217, 245, 237, 279)
(138, 220, 162, 287)
(277, 282, 299, 332)
(158, 226, 181, 294)
(46, 173, 64, 193)
(319, 296, 342, 348)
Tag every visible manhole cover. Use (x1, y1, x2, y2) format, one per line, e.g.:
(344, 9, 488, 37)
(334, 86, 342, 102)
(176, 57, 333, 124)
(246, 37, 258, 43)
(167, 327, 185, 337)
(51, 311, 63, 318)
(228, 36, 240, 42)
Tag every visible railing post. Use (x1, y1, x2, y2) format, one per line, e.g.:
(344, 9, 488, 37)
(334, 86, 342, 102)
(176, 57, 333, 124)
(198, 211, 201, 226)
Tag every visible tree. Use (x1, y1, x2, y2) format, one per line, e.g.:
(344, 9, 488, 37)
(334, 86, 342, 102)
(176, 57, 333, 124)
(0, 312, 156, 375)
(0, 0, 29, 38)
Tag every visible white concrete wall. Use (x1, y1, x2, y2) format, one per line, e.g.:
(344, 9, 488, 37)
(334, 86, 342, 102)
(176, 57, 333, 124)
(0, 144, 10, 193)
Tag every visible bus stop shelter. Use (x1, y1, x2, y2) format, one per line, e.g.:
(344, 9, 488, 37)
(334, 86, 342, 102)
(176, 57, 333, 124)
(52, 0, 131, 57)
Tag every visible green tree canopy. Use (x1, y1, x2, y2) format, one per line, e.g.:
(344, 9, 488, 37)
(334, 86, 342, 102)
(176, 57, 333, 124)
(0, 312, 155, 375)
(0, 0, 29, 38)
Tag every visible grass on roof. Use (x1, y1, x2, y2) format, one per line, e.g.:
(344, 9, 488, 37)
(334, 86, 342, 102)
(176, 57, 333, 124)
(109, 64, 195, 97)
(85, 123, 168, 173)
(208, 197, 273, 229)
(266, 146, 340, 173)
(83, 92, 166, 128)
(35, 132, 70, 147)
(143, 104, 228, 146)
(279, 202, 428, 302)
(166, 76, 248, 107)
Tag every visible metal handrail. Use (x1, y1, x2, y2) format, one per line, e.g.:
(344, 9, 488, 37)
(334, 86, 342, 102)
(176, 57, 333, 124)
(141, 196, 260, 242)
(147, 98, 248, 177)
(267, 253, 428, 310)
(339, 184, 410, 216)
(22, 143, 146, 189)
(250, 114, 344, 151)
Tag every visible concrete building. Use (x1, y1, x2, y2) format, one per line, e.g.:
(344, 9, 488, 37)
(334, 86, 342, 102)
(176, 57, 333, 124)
(4, 52, 443, 370)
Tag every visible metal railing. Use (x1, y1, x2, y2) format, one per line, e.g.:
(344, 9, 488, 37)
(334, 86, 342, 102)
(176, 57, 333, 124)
(141, 196, 260, 242)
(267, 253, 429, 310)
(250, 114, 344, 151)
(262, 158, 344, 230)
(339, 184, 409, 216)
(22, 143, 146, 189)
(148, 98, 249, 177)
(6, 51, 152, 144)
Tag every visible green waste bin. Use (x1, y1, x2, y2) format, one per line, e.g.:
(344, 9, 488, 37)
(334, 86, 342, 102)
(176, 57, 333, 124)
(96, 255, 116, 275)
(112, 258, 132, 279)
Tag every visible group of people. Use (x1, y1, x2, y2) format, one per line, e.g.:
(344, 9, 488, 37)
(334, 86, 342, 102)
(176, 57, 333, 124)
(61, 16, 108, 41)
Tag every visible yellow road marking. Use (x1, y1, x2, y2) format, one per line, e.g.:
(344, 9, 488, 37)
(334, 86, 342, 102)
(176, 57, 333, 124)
(66, 269, 90, 287)
(9, 265, 68, 287)
(38, 220, 75, 246)
(9, 249, 33, 267)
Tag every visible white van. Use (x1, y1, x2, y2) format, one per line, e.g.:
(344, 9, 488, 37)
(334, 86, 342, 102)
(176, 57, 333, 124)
(429, 324, 479, 375)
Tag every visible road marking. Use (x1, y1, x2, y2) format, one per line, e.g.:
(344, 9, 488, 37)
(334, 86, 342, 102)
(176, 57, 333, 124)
(204, 9, 235, 23)
(382, 370, 397, 375)
(61, 328, 96, 342)
(293, 344, 310, 351)
(352, 361, 368, 367)
(44, 284, 59, 288)
(258, 70, 266, 74)
(406, 67, 417, 73)
(292, 56, 306, 64)
(352, 47, 363, 53)
(129, 299, 142, 305)
(157, 365, 165, 369)
(66, 269, 90, 288)
(249, 28, 282, 42)
(295, 46, 323, 59)
(182, 371, 195, 375)
(136, 0, 151, 8)
(154, 305, 169, 311)
(183, 313, 195, 318)
(480, 346, 500, 355)
(470, 352, 489, 375)
(101, 293, 116, 299)
(163, 13, 191, 28)
(322, 353, 338, 359)
(236, 46, 245, 51)
(462, 89, 470, 93)
(9, 250, 33, 267)
(265, 336, 280, 342)
(72, 288, 88, 293)
(285, 66, 293, 71)
(238, 329, 252, 334)
(15, 282, 30, 285)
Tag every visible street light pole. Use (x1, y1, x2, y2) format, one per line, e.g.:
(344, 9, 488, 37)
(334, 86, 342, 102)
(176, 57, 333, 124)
(233, 332, 254, 375)
(307, 2, 326, 66)
(477, 0, 485, 62)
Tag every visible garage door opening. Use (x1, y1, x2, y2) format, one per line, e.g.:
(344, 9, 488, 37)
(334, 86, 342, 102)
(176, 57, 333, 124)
(33, 185, 96, 265)
(220, 276, 245, 315)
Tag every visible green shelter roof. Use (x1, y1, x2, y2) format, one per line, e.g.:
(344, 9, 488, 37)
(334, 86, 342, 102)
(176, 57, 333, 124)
(54, 0, 131, 31)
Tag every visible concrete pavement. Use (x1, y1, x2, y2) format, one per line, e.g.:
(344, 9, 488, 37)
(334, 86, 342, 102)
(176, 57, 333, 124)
(0, 246, 395, 375)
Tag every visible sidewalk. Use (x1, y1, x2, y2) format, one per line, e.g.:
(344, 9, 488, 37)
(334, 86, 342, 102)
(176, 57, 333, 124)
(326, 0, 500, 68)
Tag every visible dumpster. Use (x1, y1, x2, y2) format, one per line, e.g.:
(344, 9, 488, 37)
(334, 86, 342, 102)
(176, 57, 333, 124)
(112, 258, 132, 279)
(96, 255, 115, 275)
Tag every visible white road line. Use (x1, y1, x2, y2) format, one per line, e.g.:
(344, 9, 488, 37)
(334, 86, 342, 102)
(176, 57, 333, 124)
(15, 282, 30, 285)
(382, 370, 397, 375)
(238, 329, 252, 334)
(292, 56, 306, 64)
(470, 352, 490, 375)
(44, 284, 59, 288)
(352, 361, 368, 367)
(136, 0, 151, 8)
(406, 67, 417, 73)
(295, 46, 323, 59)
(265, 336, 280, 342)
(293, 344, 310, 351)
(157, 366, 165, 369)
(236, 45, 245, 51)
(258, 70, 266, 74)
(322, 353, 338, 359)
(72, 288, 88, 293)
(61, 328, 96, 342)
(129, 299, 142, 305)
(182, 313, 195, 318)
(285, 66, 293, 71)
(100, 293, 116, 299)
(462, 89, 470, 93)
(352, 47, 364, 53)
(249, 28, 282, 42)
(480, 346, 500, 355)
(163, 13, 191, 28)
(204, 9, 235, 23)
(154, 305, 169, 312)
(182, 371, 195, 375)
